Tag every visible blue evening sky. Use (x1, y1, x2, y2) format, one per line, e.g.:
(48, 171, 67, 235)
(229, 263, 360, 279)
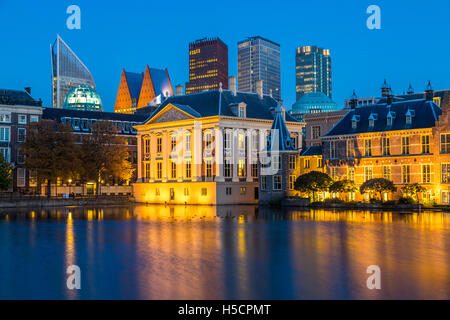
(0, 0, 449, 112)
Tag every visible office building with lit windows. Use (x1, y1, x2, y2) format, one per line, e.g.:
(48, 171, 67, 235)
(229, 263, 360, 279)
(133, 80, 304, 205)
(295, 46, 331, 100)
(238, 36, 281, 101)
(185, 38, 228, 95)
(51, 34, 96, 109)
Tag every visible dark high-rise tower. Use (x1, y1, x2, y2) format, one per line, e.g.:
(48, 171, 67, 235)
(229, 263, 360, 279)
(295, 46, 331, 100)
(238, 36, 281, 101)
(185, 38, 228, 94)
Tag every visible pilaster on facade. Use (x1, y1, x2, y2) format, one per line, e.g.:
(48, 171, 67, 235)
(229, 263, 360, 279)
(214, 126, 224, 182)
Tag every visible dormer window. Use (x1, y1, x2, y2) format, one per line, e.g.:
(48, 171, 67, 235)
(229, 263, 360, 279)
(239, 106, 245, 118)
(368, 113, 378, 128)
(351, 115, 360, 129)
(387, 111, 396, 126)
(405, 109, 415, 125)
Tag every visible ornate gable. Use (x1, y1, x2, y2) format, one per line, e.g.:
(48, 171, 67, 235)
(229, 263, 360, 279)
(148, 105, 194, 124)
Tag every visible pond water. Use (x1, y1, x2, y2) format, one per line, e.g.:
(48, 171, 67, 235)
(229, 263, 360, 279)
(0, 205, 449, 299)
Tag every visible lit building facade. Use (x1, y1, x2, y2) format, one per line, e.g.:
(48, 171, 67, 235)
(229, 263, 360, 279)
(114, 65, 173, 114)
(185, 38, 228, 94)
(321, 90, 450, 203)
(63, 84, 103, 112)
(133, 82, 304, 205)
(0, 88, 43, 191)
(51, 35, 96, 109)
(42, 108, 147, 196)
(238, 36, 281, 101)
(295, 46, 331, 100)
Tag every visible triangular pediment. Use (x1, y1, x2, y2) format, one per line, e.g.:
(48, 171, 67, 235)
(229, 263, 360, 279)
(146, 103, 197, 124)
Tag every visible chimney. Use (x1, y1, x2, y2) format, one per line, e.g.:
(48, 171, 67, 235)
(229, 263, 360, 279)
(256, 80, 263, 99)
(349, 90, 358, 109)
(24, 87, 31, 95)
(175, 85, 183, 96)
(381, 79, 390, 97)
(229, 76, 237, 96)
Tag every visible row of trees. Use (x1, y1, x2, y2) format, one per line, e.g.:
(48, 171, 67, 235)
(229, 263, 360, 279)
(0, 153, 12, 190)
(293, 171, 426, 202)
(21, 120, 134, 197)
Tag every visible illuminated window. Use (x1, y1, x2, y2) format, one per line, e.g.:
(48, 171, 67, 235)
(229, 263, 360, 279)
(273, 175, 282, 190)
(145, 163, 150, 178)
(382, 137, 390, 155)
(289, 175, 296, 190)
(185, 134, 191, 152)
(240, 187, 246, 195)
(422, 164, 431, 183)
(261, 176, 267, 190)
(402, 165, 411, 183)
(347, 139, 355, 157)
(252, 163, 258, 177)
(206, 160, 212, 177)
(344, 167, 353, 182)
(144, 137, 150, 154)
(171, 135, 177, 152)
(317, 158, 323, 168)
(402, 136, 410, 154)
(312, 126, 321, 139)
(238, 133, 245, 150)
(201, 188, 207, 196)
(364, 139, 372, 156)
(304, 158, 310, 169)
(205, 133, 212, 150)
(441, 163, 450, 183)
(171, 162, 177, 179)
(157, 136, 162, 153)
(331, 167, 338, 180)
(224, 132, 231, 149)
(441, 134, 450, 153)
(383, 166, 391, 180)
(185, 161, 191, 179)
(238, 160, 245, 177)
(289, 155, 296, 169)
(421, 135, 430, 154)
(364, 167, 373, 182)
(330, 140, 337, 158)
(156, 161, 162, 180)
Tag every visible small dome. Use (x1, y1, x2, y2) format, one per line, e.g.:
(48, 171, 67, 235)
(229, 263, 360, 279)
(63, 85, 103, 111)
(291, 92, 340, 115)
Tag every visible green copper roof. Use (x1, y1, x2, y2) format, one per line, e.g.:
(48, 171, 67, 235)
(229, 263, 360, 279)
(63, 84, 103, 112)
(291, 92, 340, 114)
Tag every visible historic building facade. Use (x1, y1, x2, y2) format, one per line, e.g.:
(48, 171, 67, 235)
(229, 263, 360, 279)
(321, 89, 450, 203)
(0, 88, 43, 192)
(133, 81, 304, 205)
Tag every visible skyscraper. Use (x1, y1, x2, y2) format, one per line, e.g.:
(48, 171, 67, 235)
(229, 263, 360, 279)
(295, 46, 331, 100)
(185, 38, 228, 95)
(50, 35, 96, 109)
(237, 36, 281, 101)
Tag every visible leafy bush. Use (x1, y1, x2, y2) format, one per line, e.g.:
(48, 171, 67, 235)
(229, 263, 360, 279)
(369, 198, 382, 204)
(398, 196, 416, 204)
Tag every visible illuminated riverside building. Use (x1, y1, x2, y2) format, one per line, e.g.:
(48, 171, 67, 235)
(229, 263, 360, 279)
(185, 38, 228, 95)
(295, 46, 331, 100)
(0, 88, 43, 191)
(133, 79, 304, 205)
(238, 36, 281, 101)
(114, 65, 173, 114)
(51, 35, 96, 109)
(321, 85, 450, 203)
(63, 85, 103, 111)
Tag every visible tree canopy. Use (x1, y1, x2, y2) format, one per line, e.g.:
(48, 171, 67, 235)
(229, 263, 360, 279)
(294, 171, 333, 201)
(360, 178, 397, 201)
(0, 153, 12, 190)
(329, 179, 358, 194)
(401, 183, 426, 202)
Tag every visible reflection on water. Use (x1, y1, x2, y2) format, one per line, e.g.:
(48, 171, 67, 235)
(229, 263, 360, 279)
(0, 205, 449, 299)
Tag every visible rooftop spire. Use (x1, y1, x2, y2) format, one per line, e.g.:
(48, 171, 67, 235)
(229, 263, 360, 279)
(267, 104, 296, 152)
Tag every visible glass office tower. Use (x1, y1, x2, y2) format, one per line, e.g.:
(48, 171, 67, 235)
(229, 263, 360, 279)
(295, 46, 331, 101)
(237, 36, 281, 101)
(51, 34, 96, 108)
